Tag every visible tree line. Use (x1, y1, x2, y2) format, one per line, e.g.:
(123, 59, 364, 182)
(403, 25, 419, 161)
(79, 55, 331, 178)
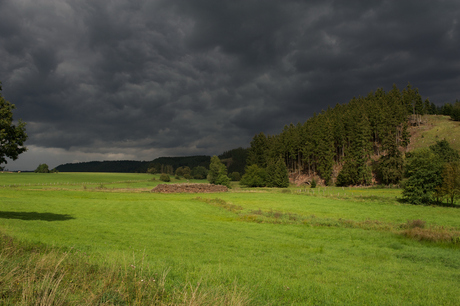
(53, 149, 248, 180)
(247, 83, 425, 186)
(246, 83, 460, 204)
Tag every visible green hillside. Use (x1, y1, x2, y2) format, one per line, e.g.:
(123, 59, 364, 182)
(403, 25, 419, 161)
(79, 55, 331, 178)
(408, 115, 460, 152)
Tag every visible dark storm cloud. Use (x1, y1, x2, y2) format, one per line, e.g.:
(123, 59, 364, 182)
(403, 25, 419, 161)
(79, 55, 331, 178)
(1, 0, 460, 169)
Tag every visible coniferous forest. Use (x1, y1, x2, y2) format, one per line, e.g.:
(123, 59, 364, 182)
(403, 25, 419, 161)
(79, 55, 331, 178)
(247, 83, 429, 186)
(55, 82, 457, 192)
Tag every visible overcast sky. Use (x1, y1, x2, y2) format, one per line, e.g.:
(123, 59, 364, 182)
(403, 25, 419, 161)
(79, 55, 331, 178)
(1, 0, 459, 170)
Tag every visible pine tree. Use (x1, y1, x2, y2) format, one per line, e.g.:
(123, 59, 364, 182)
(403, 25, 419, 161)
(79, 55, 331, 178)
(414, 89, 424, 115)
(247, 132, 269, 168)
(430, 102, 438, 115)
(266, 157, 289, 188)
(424, 98, 431, 115)
(315, 115, 335, 185)
(336, 105, 372, 186)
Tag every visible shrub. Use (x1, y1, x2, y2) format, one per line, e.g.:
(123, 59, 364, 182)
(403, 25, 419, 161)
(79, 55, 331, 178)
(230, 172, 241, 181)
(402, 227, 460, 244)
(240, 164, 266, 187)
(191, 166, 208, 179)
(310, 178, 317, 188)
(160, 173, 170, 182)
(402, 149, 443, 204)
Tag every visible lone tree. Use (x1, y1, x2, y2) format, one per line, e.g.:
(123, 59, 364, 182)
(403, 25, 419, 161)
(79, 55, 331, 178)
(0, 82, 27, 170)
(207, 155, 230, 188)
(34, 164, 50, 173)
(266, 157, 290, 188)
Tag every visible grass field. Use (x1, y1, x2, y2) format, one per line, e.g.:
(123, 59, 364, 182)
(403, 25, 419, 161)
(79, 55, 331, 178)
(409, 115, 460, 152)
(1, 172, 460, 305)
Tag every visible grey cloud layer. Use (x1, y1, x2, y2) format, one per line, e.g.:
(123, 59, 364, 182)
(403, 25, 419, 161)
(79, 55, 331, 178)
(1, 0, 459, 161)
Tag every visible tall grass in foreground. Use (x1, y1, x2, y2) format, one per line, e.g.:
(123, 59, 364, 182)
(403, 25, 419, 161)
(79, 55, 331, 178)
(0, 234, 250, 305)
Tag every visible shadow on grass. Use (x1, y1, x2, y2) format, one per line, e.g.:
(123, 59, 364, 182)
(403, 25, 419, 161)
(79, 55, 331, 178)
(0, 211, 75, 221)
(396, 198, 460, 208)
(355, 195, 397, 204)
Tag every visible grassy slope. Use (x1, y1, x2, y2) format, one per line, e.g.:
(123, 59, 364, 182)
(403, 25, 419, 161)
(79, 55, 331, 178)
(1, 173, 460, 304)
(408, 115, 460, 152)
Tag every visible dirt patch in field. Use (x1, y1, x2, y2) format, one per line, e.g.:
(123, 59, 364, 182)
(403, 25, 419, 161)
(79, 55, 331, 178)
(151, 183, 228, 193)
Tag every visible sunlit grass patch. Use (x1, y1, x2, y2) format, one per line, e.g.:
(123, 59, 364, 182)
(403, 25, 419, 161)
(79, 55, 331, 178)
(0, 172, 210, 192)
(410, 115, 460, 152)
(1, 173, 460, 304)
(196, 197, 460, 246)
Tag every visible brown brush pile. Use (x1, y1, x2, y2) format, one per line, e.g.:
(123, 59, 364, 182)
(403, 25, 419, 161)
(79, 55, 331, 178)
(151, 183, 228, 193)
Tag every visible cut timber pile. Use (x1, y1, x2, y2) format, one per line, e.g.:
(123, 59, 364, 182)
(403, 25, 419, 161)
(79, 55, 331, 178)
(151, 183, 228, 193)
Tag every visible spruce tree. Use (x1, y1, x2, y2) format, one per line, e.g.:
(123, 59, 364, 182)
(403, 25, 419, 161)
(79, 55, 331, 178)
(336, 106, 372, 186)
(247, 132, 269, 168)
(315, 115, 335, 185)
(424, 98, 431, 115)
(266, 157, 289, 188)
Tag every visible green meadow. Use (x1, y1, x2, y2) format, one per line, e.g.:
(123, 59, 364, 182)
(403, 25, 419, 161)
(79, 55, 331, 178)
(1, 172, 460, 305)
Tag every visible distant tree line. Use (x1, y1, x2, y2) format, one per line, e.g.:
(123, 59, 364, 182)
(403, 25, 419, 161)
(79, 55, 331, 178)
(218, 147, 248, 174)
(54, 149, 249, 178)
(55, 160, 150, 173)
(146, 156, 211, 174)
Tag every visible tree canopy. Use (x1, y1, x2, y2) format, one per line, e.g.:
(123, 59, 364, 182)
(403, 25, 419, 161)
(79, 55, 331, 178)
(34, 164, 50, 173)
(402, 140, 460, 205)
(0, 82, 27, 169)
(207, 156, 231, 188)
(247, 84, 419, 186)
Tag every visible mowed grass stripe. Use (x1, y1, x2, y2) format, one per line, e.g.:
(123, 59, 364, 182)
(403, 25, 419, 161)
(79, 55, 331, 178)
(0, 172, 152, 185)
(199, 192, 460, 228)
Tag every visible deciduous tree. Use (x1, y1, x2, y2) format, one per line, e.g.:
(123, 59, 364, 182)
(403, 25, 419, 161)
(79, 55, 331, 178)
(402, 149, 443, 205)
(191, 166, 208, 179)
(439, 162, 460, 204)
(240, 164, 267, 187)
(207, 156, 230, 187)
(34, 164, 50, 173)
(0, 82, 27, 169)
